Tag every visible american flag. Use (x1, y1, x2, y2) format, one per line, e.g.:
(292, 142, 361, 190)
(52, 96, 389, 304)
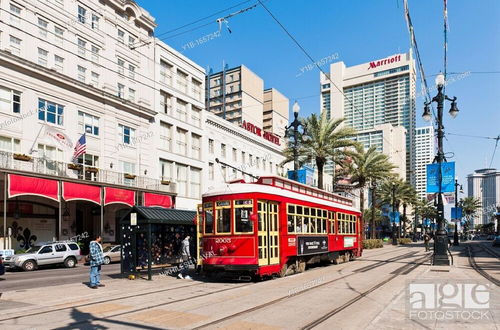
(72, 133, 86, 162)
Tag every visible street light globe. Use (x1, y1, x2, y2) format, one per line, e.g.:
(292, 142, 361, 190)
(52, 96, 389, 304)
(293, 101, 300, 115)
(449, 100, 459, 118)
(435, 72, 445, 87)
(422, 104, 432, 122)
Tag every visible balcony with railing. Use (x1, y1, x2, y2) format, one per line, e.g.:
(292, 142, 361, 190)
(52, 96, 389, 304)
(0, 151, 176, 194)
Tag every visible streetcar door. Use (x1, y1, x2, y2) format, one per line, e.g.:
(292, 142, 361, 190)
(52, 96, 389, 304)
(257, 200, 280, 266)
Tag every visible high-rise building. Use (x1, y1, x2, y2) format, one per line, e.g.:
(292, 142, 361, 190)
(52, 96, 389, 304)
(320, 51, 416, 183)
(467, 168, 500, 225)
(206, 65, 289, 143)
(415, 126, 435, 199)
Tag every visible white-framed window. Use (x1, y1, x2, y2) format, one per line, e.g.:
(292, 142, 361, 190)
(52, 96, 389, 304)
(37, 143, 63, 174)
(38, 48, 48, 67)
(128, 36, 135, 47)
(77, 65, 86, 83)
(190, 167, 201, 198)
(160, 159, 173, 181)
(54, 55, 64, 72)
(192, 79, 202, 101)
(176, 164, 188, 196)
(176, 69, 188, 93)
(91, 14, 99, 30)
(176, 127, 187, 156)
(160, 91, 172, 114)
(77, 38, 86, 57)
(118, 124, 135, 145)
(78, 111, 99, 136)
(191, 134, 201, 160)
(9, 35, 21, 56)
(209, 139, 214, 154)
(208, 162, 214, 180)
(232, 148, 237, 161)
(121, 161, 136, 186)
(38, 18, 48, 38)
(159, 121, 172, 151)
(91, 45, 99, 63)
(117, 58, 125, 75)
(38, 98, 64, 125)
(128, 88, 135, 102)
(117, 29, 125, 44)
(0, 86, 21, 113)
(78, 6, 87, 24)
(10, 4, 21, 25)
(128, 64, 135, 79)
(191, 106, 201, 127)
(176, 100, 187, 122)
(0, 135, 20, 153)
(160, 60, 172, 85)
(76, 153, 99, 181)
(91, 71, 99, 87)
(54, 26, 64, 46)
(221, 143, 226, 158)
(117, 83, 125, 98)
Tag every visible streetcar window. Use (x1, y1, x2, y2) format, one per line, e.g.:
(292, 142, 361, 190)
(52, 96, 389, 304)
(204, 206, 214, 234)
(288, 215, 294, 233)
(216, 200, 231, 234)
(234, 200, 254, 233)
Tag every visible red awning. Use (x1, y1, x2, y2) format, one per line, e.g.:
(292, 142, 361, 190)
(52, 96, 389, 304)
(8, 174, 59, 202)
(63, 182, 101, 205)
(144, 193, 173, 208)
(104, 187, 135, 207)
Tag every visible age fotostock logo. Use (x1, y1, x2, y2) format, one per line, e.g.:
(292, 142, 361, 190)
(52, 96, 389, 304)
(406, 280, 494, 323)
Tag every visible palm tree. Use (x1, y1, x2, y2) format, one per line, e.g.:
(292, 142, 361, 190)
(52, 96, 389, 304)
(282, 112, 357, 190)
(461, 196, 481, 234)
(345, 145, 395, 238)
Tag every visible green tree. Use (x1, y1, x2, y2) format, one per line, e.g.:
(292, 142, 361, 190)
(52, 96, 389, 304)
(461, 196, 482, 234)
(282, 112, 357, 190)
(345, 145, 395, 238)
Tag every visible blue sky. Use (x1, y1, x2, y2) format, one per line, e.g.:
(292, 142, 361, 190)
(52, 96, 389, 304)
(139, 0, 499, 194)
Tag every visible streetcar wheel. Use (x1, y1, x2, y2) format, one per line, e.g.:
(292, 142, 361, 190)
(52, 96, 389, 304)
(298, 261, 306, 273)
(279, 263, 288, 277)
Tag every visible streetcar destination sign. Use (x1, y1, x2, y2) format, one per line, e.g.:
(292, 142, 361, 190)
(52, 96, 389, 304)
(297, 236, 328, 256)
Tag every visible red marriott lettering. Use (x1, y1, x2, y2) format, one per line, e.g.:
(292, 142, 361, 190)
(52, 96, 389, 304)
(368, 55, 401, 70)
(242, 120, 280, 146)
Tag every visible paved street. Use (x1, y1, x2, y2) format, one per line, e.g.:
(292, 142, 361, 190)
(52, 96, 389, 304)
(0, 242, 498, 329)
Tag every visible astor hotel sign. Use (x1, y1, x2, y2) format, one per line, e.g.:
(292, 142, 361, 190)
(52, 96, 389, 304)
(368, 54, 401, 70)
(241, 121, 281, 146)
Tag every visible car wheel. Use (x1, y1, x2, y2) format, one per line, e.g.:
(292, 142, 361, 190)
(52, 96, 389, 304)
(103, 257, 111, 265)
(64, 257, 76, 268)
(22, 260, 37, 271)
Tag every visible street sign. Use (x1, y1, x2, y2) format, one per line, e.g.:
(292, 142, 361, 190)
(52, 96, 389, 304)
(451, 207, 463, 220)
(426, 162, 455, 193)
(389, 211, 400, 224)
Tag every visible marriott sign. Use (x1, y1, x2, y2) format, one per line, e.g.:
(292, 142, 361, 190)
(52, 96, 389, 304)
(368, 54, 401, 70)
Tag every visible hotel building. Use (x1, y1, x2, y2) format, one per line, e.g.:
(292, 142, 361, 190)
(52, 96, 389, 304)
(467, 168, 500, 225)
(320, 51, 417, 183)
(414, 126, 435, 199)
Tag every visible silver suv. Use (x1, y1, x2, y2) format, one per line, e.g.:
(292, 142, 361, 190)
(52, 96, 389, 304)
(3, 241, 82, 271)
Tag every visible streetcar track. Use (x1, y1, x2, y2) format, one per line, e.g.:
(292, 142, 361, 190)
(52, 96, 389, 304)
(353, 251, 418, 272)
(467, 245, 500, 287)
(300, 253, 432, 330)
(191, 251, 428, 330)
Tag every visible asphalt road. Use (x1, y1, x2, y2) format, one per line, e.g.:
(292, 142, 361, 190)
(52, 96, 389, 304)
(0, 262, 122, 292)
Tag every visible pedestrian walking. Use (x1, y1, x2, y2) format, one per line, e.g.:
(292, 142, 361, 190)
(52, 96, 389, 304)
(423, 233, 430, 252)
(178, 235, 192, 280)
(89, 234, 105, 289)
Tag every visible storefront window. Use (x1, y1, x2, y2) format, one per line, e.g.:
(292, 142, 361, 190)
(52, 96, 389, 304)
(216, 200, 231, 234)
(234, 200, 253, 233)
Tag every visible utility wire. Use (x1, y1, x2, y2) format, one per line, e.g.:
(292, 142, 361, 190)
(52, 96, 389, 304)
(489, 136, 499, 168)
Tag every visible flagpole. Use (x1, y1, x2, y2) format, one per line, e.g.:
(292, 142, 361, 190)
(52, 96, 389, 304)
(29, 124, 45, 155)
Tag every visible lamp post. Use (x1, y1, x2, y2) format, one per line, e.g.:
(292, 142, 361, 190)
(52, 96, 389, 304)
(453, 179, 463, 246)
(423, 72, 459, 266)
(285, 101, 306, 181)
(392, 182, 398, 245)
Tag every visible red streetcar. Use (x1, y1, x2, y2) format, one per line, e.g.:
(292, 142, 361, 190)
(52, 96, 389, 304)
(200, 176, 362, 279)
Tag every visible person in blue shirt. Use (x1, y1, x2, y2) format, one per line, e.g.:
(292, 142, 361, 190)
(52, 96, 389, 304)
(89, 234, 105, 289)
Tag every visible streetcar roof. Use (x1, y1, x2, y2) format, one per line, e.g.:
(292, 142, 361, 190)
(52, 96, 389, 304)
(203, 183, 359, 213)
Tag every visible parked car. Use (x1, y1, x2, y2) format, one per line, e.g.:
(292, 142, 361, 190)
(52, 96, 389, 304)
(492, 236, 500, 247)
(0, 256, 5, 275)
(3, 241, 82, 271)
(103, 245, 121, 265)
(487, 235, 495, 240)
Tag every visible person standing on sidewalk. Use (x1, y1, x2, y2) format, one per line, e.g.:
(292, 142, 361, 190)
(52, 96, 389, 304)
(178, 235, 191, 280)
(423, 233, 430, 252)
(89, 235, 105, 289)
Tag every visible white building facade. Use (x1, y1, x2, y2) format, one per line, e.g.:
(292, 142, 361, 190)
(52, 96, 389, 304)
(415, 126, 435, 200)
(320, 51, 416, 183)
(467, 168, 500, 225)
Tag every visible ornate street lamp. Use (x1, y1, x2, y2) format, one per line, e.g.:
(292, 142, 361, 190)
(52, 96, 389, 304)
(453, 180, 463, 246)
(285, 101, 307, 181)
(422, 72, 460, 266)
(392, 182, 398, 245)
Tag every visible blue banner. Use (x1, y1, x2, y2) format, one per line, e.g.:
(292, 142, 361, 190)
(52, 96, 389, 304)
(426, 162, 455, 193)
(451, 207, 463, 220)
(389, 211, 400, 224)
(423, 218, 431, 226)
